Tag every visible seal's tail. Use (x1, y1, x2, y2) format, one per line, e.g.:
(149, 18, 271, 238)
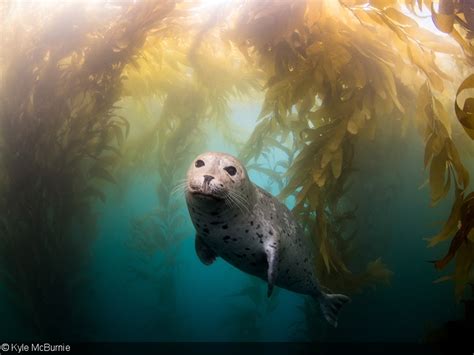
(317, 293, 351, 327)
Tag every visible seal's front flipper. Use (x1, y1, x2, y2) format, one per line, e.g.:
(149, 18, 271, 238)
(195, 235, 217, 265)
(265, 241, 278, 297)
(317, 292, 351, 327)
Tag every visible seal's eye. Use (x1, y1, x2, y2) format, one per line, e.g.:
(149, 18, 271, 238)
(195, 159, 205, 168)
(224, 166, 237, 176)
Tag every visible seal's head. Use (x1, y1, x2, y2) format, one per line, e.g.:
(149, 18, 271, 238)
(185, 152, 254, 212)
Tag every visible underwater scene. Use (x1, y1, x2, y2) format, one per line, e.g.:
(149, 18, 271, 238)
(1, 0, 474, 353)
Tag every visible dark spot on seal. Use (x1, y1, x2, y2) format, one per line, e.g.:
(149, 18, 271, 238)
(210, 221, 221, 225)
(233, 214, 237, 218)
(250, 221, 254, 226)
(203, 228, 209, 234)
(269, 230, 273, 235)
(251, 262, 257, 266)
(222, 224, 228, 229)
(304, 258, 308, 263)
(286, 269, 290, 273)
(211, 211, 219, 216)
(232, 238, 237, 241)
(196, 223, 201, 228)
(223, 236, 231, 241)
(245, 229, 249, 233)
(256, 224, 260, 229)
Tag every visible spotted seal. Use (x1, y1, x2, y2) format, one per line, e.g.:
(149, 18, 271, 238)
(184, 152, 350, 327)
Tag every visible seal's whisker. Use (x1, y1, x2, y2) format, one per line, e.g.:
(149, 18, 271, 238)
(171, 183, 187, 194)
(231, 192, 248, 209)
(227, 191, 248, 214)
(170, 180, 188, 188)
(224, 195, 239, 212)
(231, 195, 249, 214)
(228, 190, 249, 213)
(171, 181, 188, 195)
(226, 193, 240, 209)
(228, 188, 248, 205)
(225, 193, 241, 213)
(171, 183, 187, 192)
(226, 194, 239, 212)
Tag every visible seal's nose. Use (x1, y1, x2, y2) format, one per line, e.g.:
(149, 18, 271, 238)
(203, 175, 214, 185)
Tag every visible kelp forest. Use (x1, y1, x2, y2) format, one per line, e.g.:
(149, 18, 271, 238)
(0, 0, 473, 343)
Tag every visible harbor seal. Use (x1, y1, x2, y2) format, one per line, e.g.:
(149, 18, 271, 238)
(184, 152, 350, 327)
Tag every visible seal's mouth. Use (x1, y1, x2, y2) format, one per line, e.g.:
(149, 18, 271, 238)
(190, 190, 224, 201)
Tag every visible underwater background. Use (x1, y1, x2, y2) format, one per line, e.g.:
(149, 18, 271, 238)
(0, 0, 473, 347)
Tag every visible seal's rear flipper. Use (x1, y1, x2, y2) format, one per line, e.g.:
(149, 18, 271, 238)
(317, 293, 351, 327)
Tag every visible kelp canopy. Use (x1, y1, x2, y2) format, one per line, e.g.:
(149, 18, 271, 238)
(0, 0, 473, 338)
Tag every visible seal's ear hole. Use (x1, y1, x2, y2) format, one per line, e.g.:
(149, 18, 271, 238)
(224, 166, 237, 176)
(195, 159, 205, 168)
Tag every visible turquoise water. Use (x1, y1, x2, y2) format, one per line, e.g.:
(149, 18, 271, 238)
(0, 103, 466, 343)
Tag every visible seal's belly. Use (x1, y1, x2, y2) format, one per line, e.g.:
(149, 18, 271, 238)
(204, 220, 317, 295)
(205, 226, 268, 279)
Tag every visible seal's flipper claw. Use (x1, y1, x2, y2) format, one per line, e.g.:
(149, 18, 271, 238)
(317, 293, 351, 327)
(195, 234, 217, 265)
(267, 283, 274, 298)
(265, 239, 278, 297)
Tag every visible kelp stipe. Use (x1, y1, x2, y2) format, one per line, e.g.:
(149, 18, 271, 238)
(0, 1, 175, 338)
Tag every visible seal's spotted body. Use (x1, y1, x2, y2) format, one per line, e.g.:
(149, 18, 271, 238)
(185, 152, 350, 327)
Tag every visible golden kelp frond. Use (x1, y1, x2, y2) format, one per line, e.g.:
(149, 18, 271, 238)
(417, 82, 470, 205)
(228, 0, 473, 295)
(408, 0, 474, 63)
(455, 74, 474, 139)
(342, 0, 458, 92)
(429, 190, 474, 298)
(230, 0, 422, 292)
(119, 9, 261, 174)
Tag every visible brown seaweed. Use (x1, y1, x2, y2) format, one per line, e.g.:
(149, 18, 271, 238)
(0, 0, 176, 337)
(229, 0, 473, 298)
(1, 0, 474, 339)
